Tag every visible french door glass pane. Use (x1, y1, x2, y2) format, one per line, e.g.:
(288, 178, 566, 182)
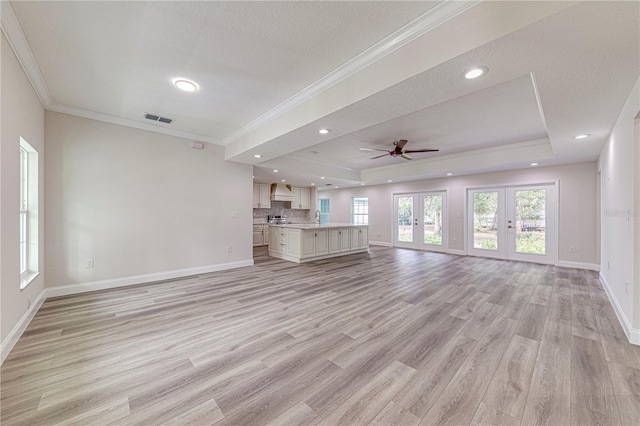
(473, 192, 498, 250)
(397, 196, 413, 242)
(515, 189, 546, 254)
(424, 194, 442, 245)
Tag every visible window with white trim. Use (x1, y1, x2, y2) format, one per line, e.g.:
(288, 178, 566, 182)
(352, 197, 369, 225)
(20, 146, 28, 276)
(19, 137, 39, 289)
(319, 199, 330, 224)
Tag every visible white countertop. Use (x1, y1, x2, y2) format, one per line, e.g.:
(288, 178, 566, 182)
(267, 223, 368, 229)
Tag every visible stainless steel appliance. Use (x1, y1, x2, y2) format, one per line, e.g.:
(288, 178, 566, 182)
(267, 215, 289, 224)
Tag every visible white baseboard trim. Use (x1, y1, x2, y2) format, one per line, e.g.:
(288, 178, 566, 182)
(1, 288, 47, 364)
(1, 259, 254, 365)
(369, 241, 393, 247)
(600, 273, 640, 346)
(447, 249, 466, 256)
(557, 260, 600, 271)
(46, 260, 255, 298)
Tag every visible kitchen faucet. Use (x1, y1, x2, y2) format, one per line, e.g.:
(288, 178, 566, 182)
(314, 210, 320, 223)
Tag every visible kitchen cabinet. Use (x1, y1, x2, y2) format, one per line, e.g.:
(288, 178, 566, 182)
(253, 225, 270, 246)
(329, 228, 351, 254)
(291, 186, 311, 210)
(301, 229, 328, 258)
(268, 224, 367, 263)
(268, 226, 285, 255)
(253, 183, 271, 209)
(285, 229, 302, 257)
(350, 226, 369, 249)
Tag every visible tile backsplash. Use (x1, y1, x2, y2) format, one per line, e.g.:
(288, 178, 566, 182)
(253, 201, 311, 222)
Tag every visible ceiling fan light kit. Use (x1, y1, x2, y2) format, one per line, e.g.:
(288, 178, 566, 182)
(360, 139, 439, 160)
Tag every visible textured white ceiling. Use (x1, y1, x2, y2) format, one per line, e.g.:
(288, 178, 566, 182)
(6, 1, 640, 188)
(290, 74, 548, 169)
(10, 0, 439, 141)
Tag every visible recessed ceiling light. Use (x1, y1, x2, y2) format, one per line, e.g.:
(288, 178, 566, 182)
(464, 66, 488, 79)
(318, 129, 331, 134)
(311, 183, 315, 186)
(320, 176, 325, 179)
(361, 183, 365, 186)
(334, 186, 339, 188)
(174, 79, 198, 92)
(530, 162, 539, 166)
(387, 180, 393, 183)
(273, 169, 278, 173)
(281, 179, 286, 182)
(446, 172, 453, 176)
(253, 154, 262, 158)
(574, 134, 590, 139)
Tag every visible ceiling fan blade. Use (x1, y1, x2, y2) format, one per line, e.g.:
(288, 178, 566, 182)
(370, 153, 390, 159)
(359, 147, 391, 152)
(401, 153, 413, 160)
(403, 149, 439, 153)
(394, 139, 408, 152)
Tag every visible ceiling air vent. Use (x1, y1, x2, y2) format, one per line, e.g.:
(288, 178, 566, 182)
(144, 113, 173, 124)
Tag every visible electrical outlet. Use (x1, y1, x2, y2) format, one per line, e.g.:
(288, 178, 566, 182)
(231, 211, 239, 218)
(226, 246, 232, 253)
(85, 258, 94, 268)
(453, 238, 457, 244)
(625, 281, 629, 294)
(569, 245, 576, 253)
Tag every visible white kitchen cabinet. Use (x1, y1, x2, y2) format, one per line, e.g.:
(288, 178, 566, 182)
(285, 229, 301, 257)
(350, 226, 369, 249)
(268, 227, 283, 255)
(291, 186, 311, 210)
(253, 225, 264, 246)
(301, 229, 328, 257)
(301, 230, 316, 258)
(328, 228, 341, 254)
(329, 228, 350, 254)
(253, 225, 270, 246)
(263, 225, 269, 245)
(315, 229, 329, 255)
(253, 183, 271, 209)
(269, 224, 367, 263)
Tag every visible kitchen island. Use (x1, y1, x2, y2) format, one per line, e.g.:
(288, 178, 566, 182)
(268, 223, 368, 263)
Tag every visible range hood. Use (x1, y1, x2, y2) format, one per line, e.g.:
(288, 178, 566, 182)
(270, 183, 296, 202)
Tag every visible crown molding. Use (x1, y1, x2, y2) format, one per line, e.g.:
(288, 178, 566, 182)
(222, 0, 480, 146)
(48, 103, 223, 145)
(1, 0, 53, 107)
(1, 1, 222, 145)
(2, 0, 478, 148)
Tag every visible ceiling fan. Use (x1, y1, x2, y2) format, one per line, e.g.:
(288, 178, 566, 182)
(359, 139, 439, 160)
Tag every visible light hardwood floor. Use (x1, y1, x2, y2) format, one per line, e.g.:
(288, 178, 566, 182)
(2, 246, 639, 425)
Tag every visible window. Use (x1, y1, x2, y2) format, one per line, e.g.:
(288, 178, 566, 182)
(352, 197, 369, 225)
(319, 199, 330, 224)
(19, 137, 39, 289)
(20, 146, 28, 275)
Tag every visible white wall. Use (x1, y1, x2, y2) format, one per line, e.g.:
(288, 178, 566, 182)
(1, 34, 46, 342)
(45, 112, 253, 287)
(598, 76, 640, 334)
(320, 161, 598, 265)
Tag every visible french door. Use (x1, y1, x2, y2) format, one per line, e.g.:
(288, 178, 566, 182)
(467, 183, 557, 264)
(394, 191, 447, 252)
